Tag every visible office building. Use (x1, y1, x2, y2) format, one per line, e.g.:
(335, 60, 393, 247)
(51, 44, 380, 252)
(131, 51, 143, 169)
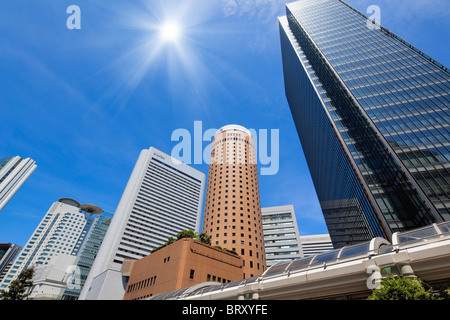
(299, 234, 334, 257)
(122, 238, 242, 300)
(279, 0, 450, 248)
(0, 243, 22, 283)
(0, 156, 37, 212)
(27, 254, 77, 300)
(0, 198, 101, 291)
(80, 147, 206, 300)
(62, 211, 113, 300)
(262, 205, 303, 267)
(203, 125, 266, 279)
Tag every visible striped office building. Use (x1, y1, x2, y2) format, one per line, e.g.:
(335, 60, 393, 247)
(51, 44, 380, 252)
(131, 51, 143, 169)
(80, 147, 205, 300)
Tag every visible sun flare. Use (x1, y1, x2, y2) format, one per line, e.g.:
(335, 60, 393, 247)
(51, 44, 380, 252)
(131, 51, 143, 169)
(160, 21, 181, 43)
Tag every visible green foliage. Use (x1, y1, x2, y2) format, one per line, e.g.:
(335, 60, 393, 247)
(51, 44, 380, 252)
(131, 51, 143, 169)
(176, 229, 198, 240)
(367, 276, 437, 300)
(151, 230, 210, 253)
(432, 283, 450, 299)
(0, 266, 35, 300)
(197, 232, 211, 245)
(213, 245, 237, 255)
(151, 230, 235, 255)
(222, 248, 238, 255)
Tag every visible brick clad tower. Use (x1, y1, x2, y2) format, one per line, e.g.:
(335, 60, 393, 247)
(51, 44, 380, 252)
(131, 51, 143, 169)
(203, 125, 266, 279)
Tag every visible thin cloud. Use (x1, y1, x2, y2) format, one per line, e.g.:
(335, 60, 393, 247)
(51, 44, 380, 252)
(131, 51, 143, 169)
(221, 0, 285, 22)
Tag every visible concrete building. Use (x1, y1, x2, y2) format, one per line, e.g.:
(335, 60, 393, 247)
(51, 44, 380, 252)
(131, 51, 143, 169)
(80, 147, 206, 300)
(123, 238, 242, 300)
(0, 198, 101, 291)
(0, 243, 22, 283)
(27, 254, 77, 300)
(299, 234, 334, 257)
(203, 125, 266, 279)
(262, 205, 303, 267)
(0, 156, 37, 212)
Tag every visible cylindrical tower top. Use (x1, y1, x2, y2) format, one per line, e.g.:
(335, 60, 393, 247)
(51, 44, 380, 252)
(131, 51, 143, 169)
(215, 125, 252, 137)
(58, 198, 81, 208)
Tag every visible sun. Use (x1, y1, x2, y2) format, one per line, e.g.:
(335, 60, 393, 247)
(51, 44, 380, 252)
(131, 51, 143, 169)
(159, 21, 182, 43)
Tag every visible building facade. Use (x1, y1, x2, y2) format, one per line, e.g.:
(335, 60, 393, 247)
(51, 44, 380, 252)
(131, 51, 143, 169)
(0, 243, 22, 283)
(27, 254, 77, 300)
(0, 156, 37, 212)
(0, 198, 100, 291)
(262, 205, 303, 267)
(123, 238, 242, 300)
(299, 234, 334, 257)
(80, 147, 206, 300)
(62, 211, 113, 300)
(279, 0, 450, 248)
(203, 125, 266, 279)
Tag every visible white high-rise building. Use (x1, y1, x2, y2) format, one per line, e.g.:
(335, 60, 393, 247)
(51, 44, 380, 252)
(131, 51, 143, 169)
(0, 156, 37, 212)
(0, 198, 101, 291)
(299, 234, 334, 257)
(80, 147, 206, 300)
(262, 205, 303, 267)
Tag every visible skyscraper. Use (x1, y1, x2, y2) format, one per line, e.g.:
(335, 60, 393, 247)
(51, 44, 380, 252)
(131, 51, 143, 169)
(0, 156, 37, 212)
(299, 234, 334, 257)
(279, 0, 449, 248)
(203, 125, 266, 279)
(0, 243, 22, 283)
(62, 211, 113, 300)
(80, 147, 206, 300)
(262, 205, 303, 267)
(0, 198, 100, 291)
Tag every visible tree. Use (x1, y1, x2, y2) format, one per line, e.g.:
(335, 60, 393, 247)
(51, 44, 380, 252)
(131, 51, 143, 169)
(1, 266, 35, 300)
(197, 232, 211, 245)
(176, 229, 198, 240)
(150, 230, 238, 255)
(367, 276, 437, 300)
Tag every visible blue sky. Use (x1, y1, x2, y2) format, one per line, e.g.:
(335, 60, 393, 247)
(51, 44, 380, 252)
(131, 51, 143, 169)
(1, 0, 449, 247)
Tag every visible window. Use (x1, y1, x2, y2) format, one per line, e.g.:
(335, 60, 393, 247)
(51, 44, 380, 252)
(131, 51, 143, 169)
(190, 269, 195, 280)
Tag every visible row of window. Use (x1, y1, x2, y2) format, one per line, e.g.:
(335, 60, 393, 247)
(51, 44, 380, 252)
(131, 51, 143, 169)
(206, 273, 232, 284)
(126, 275, 157, 293)
(261, 213, 293, 221)
(212, 136, 253, 149)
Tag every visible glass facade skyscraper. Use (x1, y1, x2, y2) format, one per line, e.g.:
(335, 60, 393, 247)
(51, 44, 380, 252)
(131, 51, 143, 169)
(279, 0, 449, 248)
(62, 211, 113, 300)
(0, 243, 22, 283)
